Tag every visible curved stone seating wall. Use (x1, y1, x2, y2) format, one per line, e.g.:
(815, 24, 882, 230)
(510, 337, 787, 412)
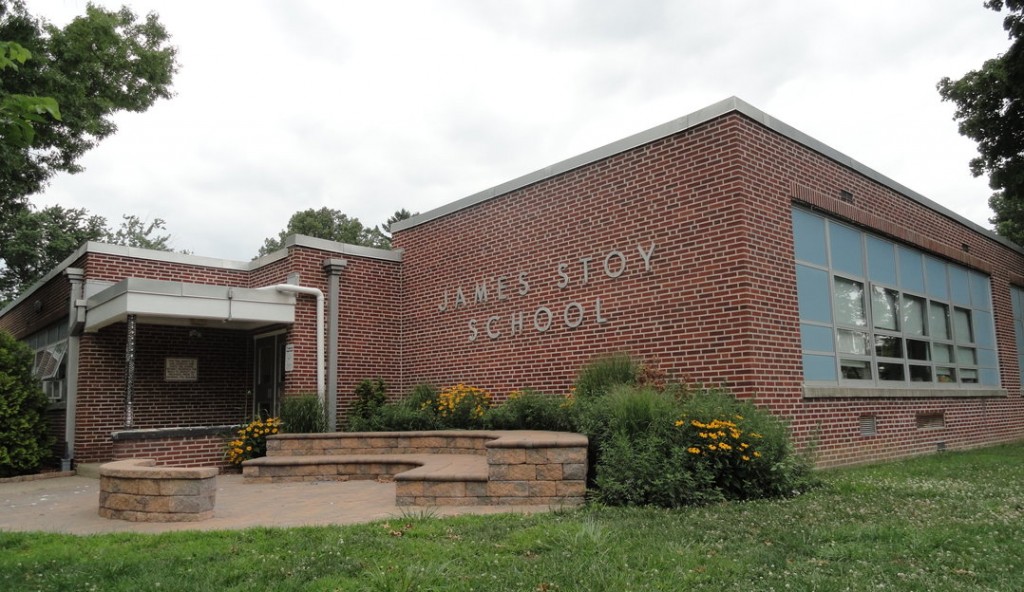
(243, 430, 588, 506)
(98, 459, 218, 522)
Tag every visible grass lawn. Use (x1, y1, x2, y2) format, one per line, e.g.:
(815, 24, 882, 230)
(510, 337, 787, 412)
(2, 442, 1023, 591)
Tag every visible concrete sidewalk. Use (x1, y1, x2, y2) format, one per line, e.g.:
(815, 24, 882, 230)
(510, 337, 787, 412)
(0, 474, 551, 535)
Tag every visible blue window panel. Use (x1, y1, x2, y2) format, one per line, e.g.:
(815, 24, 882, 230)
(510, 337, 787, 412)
(976, 348, 998, 368)
(797, 265, 832, 324)
(979, 368, 1000, 386)
(970, 270, 987, 309)
(925, 257, 949, 299)
(866, 236, 897, 285)
(801, 323, 834, 352)
(792, 209, 827, 266)
(898, 247, 925, 293)
(973, 310, 996, 348)
(970, 272, 991, 311)
(803, 354, 837, 381)
(829, 223, 864, 276)
(948, 266, 970, 306)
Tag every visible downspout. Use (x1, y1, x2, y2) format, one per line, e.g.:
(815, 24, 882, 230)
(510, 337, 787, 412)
(322, 259, 348, 431)
(64, 267, 86, 470)
(258, 284, 326, 406)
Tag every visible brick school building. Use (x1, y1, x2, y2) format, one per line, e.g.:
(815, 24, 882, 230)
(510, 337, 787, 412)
(3, 97, 1022, 469)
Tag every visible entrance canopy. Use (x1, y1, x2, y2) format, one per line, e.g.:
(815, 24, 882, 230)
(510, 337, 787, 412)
(84, 278, 296, 332)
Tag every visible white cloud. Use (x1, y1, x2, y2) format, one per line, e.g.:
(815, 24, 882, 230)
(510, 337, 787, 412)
(23, 0, 1013, 260)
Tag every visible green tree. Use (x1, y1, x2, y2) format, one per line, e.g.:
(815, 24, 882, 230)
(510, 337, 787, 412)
(0, 328, 53, 477)
(0, 207, 176, 304)
(104, 214, 171, 250)
(0, 0, 178, 215)
(0, 39, 61, 151)
(257, 207, 389, 257)
(938, 0, 1024, 244)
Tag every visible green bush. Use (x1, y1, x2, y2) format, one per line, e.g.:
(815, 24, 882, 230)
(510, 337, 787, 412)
(574, 375, 816, 507)
(350, 378, 387, 424)
(347, 384, 439, 432)
(482, 389, 574, 431)
(280, 394, 327, 433)
(0, 330, 54, 477)
(573, 353, 638, 400)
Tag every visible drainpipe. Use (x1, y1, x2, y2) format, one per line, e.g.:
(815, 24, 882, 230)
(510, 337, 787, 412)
(64, 267, 86, 470)
(322, 259, 347, 431)
(258, 284, 326, 406)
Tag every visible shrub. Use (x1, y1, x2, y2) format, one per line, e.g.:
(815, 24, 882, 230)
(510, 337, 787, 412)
(225, 417, 282, 465)
(675, 387, 817, 500)
(573, 353, 638, 400)
(280, 394, 327, 433)
(427, 384, 492, 429)
(0, 330, 54, 477)
(576, 381, 816, 507)
(350, 378, 387, 423)
(347, 384, 439, 432)
(482, 389, 574, 431)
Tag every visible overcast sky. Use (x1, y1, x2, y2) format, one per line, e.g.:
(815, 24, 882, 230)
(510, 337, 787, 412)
(23, 0, 1013, 261)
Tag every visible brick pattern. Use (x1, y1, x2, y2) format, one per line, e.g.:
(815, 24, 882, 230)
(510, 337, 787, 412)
(393, 113, 1024, 468)
(246, 430, 588, 506)
(111, 434, 230, 468)
(98, 459, 218, 522)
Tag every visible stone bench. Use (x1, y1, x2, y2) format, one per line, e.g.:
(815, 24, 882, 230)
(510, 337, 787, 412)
(98, 458, 218, 522)
(242, 430, 588, 506)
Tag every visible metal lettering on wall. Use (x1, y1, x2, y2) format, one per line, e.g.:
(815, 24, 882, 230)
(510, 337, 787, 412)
(436, 242, 656, 342)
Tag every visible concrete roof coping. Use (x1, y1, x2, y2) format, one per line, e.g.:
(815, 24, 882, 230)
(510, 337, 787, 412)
(390, 96, 1022, 256)
(2, 234, 401, 318)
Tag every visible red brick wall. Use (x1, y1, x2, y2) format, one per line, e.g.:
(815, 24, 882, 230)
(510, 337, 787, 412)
(0, 260, 76, 339)
(394, 112, 1024, 467)
(111, 434, 229, 468)
(262, 246, 403, 427)
(74, 325, 251, 463)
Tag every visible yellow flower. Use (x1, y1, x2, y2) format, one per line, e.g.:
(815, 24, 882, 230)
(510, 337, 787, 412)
(742, 455, 750, 461)
(687, 447, 702, 454)
(753, 451, 762, 458)
(719, 442, 732, 451)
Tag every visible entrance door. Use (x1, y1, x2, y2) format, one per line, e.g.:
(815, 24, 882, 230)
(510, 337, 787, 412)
(253, 334, 284, 418)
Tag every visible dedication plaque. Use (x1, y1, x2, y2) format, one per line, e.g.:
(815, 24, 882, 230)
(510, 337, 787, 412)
(164, 357, 198, 382)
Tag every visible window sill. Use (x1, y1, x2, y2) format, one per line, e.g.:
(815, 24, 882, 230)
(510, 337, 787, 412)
(803, 386, 1007, 399)
(111, 425, 238, 441)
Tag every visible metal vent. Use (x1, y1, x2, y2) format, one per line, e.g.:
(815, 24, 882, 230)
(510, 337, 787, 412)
(916, 412, 946, 430)
(839, 189, 854, 203)
(859, 415, 877, 436)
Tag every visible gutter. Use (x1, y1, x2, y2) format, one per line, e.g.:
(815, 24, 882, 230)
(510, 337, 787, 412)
(257, 284, 326, 406)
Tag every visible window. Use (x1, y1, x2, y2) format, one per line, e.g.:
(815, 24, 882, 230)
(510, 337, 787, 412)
(1012, 285, 1024, 380)
(26, 322, 69, 405)
(793, 207, 998, 387)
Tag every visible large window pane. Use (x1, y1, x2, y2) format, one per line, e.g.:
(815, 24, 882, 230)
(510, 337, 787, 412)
(840, 359, 871, 380)
(973, 310, 995, 347)
(829, 223, 864, 276)
(925, 257, 949, 299)
(867, 236, 897, 285)
(907, 339, 930, 361)
(834, 277, 866, 327)
(792, 209, 827, 266)
(797, 265, 832, 323)
(953, 308, 973, 343)
(838, 329, 869, 355)
(957, 346, 977, 365)
(936, 367, 956, 384)
(902, 294, 926, 336)
(801, 324, 834, 352)
(949, 267, 970, 305)
(933, 343, 954, 363)
(878, 362, 905, 381)
(898, 247, 925, 293)
(803, 355, 837, 381)
(970, 272, 991, 310)
(909, 365, 932, 382)
(980, 368, 999, 385)
(875, 335, 902, 358)
(871, 286, 899, 331)
(977, 348, 997, 368)
(929, 302, 951, 340)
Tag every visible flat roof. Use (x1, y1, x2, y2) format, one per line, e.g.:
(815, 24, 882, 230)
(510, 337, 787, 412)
(390, 96, 1021, 255)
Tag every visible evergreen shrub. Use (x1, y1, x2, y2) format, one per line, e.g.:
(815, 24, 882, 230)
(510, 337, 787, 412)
(0, 330, 53, 477)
